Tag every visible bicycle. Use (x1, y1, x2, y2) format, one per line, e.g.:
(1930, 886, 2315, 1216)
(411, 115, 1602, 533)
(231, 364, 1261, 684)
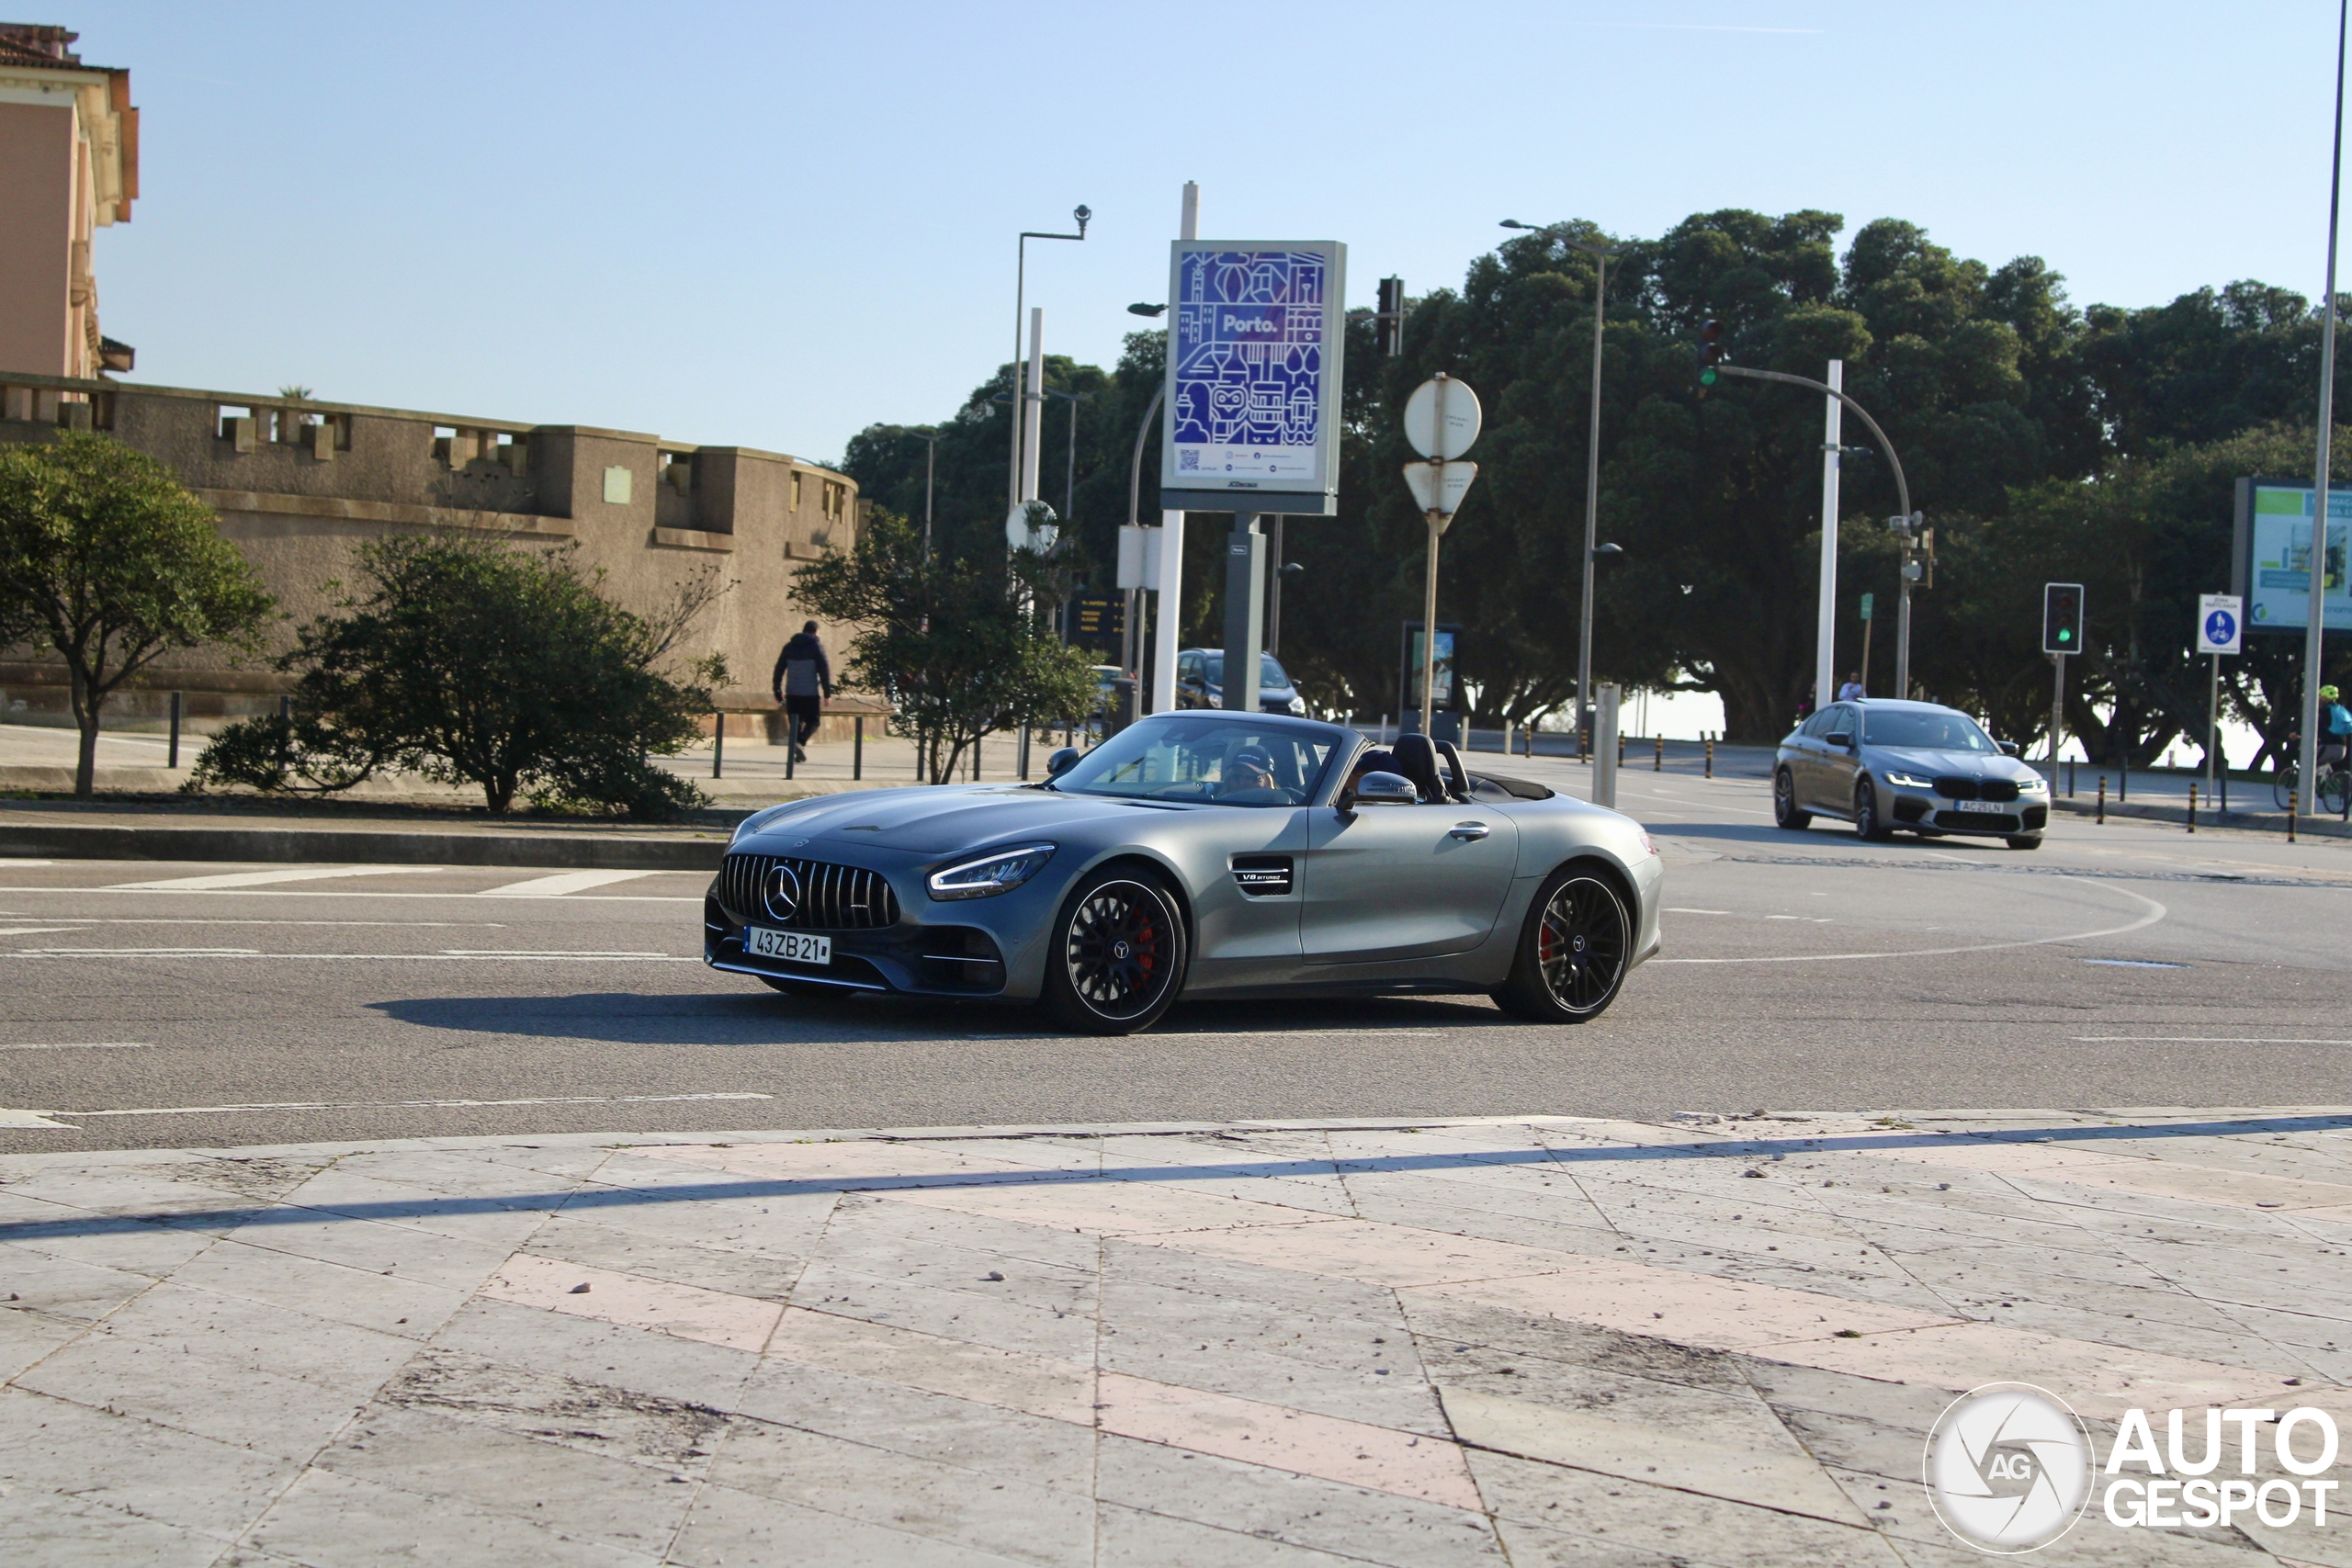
(2273, 750, 2352, 815)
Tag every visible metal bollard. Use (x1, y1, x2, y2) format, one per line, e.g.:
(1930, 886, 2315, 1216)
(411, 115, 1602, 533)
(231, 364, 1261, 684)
(712, 713, 724, 779)
(167, 690, 183, 770)
(2096, 775, 2105, 825)
(2289, 790, 2298, 844)
(1704, 738, 1713, 779)
(2119, 765, 2127, 804)
(785, 724, 795, 780)
(1655, 734, 1663, 772)
(1617, 730, 1626, 767)
(2067, 758, 2075, 797)
(854, 715, 864, 780)
(2187, 781, 2196, 833)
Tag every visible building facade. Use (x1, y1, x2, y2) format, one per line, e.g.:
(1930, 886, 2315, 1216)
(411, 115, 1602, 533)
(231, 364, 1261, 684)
(0, 22, 136, 381)
(0, 373, 867, 736)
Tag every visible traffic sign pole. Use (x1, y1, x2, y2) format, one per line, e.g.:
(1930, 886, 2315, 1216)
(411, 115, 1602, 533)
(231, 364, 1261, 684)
(2050, 653, 2066, 789)
(1401, 373, 1482, 738)
(2195, 593, 2243, 816)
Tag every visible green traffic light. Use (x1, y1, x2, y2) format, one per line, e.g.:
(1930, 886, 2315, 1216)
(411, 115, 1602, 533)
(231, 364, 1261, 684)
(1698, 367, 1717, 386)
(2059, 629, 2072, 643)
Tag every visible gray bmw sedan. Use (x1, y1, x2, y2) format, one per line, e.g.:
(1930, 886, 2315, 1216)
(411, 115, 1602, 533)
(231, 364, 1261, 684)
(1772, 698, 2051, 849)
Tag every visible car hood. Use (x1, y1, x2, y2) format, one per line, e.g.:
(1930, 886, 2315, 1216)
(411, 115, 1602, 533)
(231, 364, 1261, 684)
(1866, 746, 2036, 781)
(736, 784, 1170, 857)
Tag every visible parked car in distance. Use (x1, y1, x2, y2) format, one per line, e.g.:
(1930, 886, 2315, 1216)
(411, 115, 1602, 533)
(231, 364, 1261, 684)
(1773, 698, 2051, 849)
(1174, 649, 1306, 716)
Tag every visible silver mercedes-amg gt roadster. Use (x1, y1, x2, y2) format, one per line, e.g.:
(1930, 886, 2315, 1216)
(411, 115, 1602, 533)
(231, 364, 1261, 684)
(704, 711, 1662, 1034)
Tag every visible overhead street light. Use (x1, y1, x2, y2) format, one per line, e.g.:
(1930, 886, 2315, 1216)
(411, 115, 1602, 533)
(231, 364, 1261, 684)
(1501, 220, 1622, 758)
(1009, 206, 1091, 514)
(877, 424, 945, 554)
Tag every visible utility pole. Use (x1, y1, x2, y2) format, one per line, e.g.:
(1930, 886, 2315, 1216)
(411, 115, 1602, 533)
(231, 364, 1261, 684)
(1816, 360, 1842, 718)
(1148, 184, 1196, 717)
(1008, 207, 1090, 514)
(2301, 0, 2347, 818)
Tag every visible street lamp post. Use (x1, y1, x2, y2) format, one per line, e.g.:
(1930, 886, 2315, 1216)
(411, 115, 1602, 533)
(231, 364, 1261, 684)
(878, 425, 944, 553)
(1502, 221, 1619, 756)
(1010, 207, 1091, 514)
(2300, 0, 2347, 818)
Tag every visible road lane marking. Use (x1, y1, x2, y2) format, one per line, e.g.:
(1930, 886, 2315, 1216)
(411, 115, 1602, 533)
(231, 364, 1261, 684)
(6, 950, 690, 962)
(2075, 1036, 2352, 1045)
(0, 926, 83, 936)
(1664, 908, 1731, 915)
(0, 1042, 151, 1050)
(0, 887, 703, 904)
(31, 1091, 774, 1120)
(476, 870, 658, 897)
(1653, 877, 2165, 964)
(109, 865, 442, 891)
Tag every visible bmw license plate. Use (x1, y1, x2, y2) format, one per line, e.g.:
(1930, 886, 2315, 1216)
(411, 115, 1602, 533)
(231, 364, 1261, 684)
(1954, 799, 2007, 814)
(745, 928, 831, 964)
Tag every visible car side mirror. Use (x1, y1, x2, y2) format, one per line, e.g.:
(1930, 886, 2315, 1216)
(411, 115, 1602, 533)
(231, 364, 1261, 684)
(1998, 741, 2020, 757)
(1046, 747, 1080, 777)
(1825, 731, 1854, 750)
(1348, 771, 1418, 808)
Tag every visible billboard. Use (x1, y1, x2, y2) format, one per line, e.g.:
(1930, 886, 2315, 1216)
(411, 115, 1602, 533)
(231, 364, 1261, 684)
(1159, 241, 1346, 515)
(2233, 479, 2352, 635)
(1396, 621, 1461, 717)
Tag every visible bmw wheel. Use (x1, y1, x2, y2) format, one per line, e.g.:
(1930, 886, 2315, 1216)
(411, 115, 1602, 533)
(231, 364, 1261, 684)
(1492, 864, 1631, 1024)
(1854, 777, 1891, 841)
(1041, 866, 1187, 1035)
(1773, 768, 1812, 830)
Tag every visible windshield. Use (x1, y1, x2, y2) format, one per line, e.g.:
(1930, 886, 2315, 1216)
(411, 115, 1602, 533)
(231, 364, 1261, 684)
(1863, 708, 1996, 752)
(1051, 715, 1340, 806)
(1200, 653, 1291, 689)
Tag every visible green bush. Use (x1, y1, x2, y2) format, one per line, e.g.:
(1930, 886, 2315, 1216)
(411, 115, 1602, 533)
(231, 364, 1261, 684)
(192, 534, 712, 818)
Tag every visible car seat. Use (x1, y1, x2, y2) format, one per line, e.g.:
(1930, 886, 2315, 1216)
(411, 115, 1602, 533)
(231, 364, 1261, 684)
(1390, 733, 1446, 804)
(1432, 739, 1471, 801)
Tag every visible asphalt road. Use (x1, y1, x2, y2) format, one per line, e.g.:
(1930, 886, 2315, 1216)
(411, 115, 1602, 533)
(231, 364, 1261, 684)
(4, 764, 2348, 1154)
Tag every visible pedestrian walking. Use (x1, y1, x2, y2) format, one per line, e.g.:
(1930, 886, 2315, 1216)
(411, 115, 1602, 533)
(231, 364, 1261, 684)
(772, 620, 833, 761)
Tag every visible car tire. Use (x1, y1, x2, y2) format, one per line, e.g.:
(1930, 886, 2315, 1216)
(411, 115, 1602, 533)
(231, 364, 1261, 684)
(757, 976, 837, 998)
(2006, 835, 2042, 851)
(1773, 768, 1812, 830)
(1491, 864, 1633, 1025)
(1853, 778, 1891, 841)
(1040, 865, 1188, 1035)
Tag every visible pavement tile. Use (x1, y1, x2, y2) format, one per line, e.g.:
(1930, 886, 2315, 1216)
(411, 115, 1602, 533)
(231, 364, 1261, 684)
(74, 1279, 418, 1388)
(786, 1257, 1099, 1360)
(1095, 1371, 1481, 1509)
(633, 1138, 1046, 1184)
(0, 1302, 84, 1378)
(1126, 1215, 1589, 1289)
(1093, 1499, 1393, 1566)
(759, 1303, 1093, 1424)
(707, 1414, 1094, 1566)
(0, 1243, 157, 1322)
(0, 1385, 297, 1540)
(212, 1213, 519, 1293)
(277, 1169, 562, 1248)
(808, 1202, 1098, 1315)
(818, 1189, 1105, 1272)
(1460, 1446, 1898, 1566)
(520, 1216, 808, 1302)
(480, 1253, 783, 1353)
(1102, 1234, 1409, 1325)
(1099, 1317, 1450, 1438)
(1440, 1383, 1868, 1525)
(1092, 1433, 1507, 1566)
(165, 1235, 471, 1340)
(0, 1486, 232, 1568)
(882, 1176, 1341, 1237)
(670, 1477, 1040, 1567)
(379, 1347, 729, 1471)
(731, 1355, 1093, 1487)
(0, 1214, 224, 1278)
(245, 1463, 660, 1567)
(1402, 1296, 1758, 1398)
(427, 1299, 761, 1416)
(12, 1333, 375, 1461)
(315, 1403, 696, 1556)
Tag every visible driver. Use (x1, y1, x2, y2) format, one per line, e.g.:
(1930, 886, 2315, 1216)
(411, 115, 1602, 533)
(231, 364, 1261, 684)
(1221, 745, 1279, 798)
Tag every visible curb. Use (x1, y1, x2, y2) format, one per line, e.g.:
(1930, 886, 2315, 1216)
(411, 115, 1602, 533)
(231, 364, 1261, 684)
(2048, 795, 2350, 839)
(0, 823, 730, 870)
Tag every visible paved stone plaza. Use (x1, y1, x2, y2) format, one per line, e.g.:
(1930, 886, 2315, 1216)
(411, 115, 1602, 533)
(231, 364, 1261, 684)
(7, 1108, 2352, 1564)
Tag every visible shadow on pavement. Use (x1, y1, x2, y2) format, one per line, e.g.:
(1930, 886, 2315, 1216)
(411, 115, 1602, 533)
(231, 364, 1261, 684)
(369, 991, 1504, 1045)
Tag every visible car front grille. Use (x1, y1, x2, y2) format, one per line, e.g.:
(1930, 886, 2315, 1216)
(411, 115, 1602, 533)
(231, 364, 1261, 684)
(718, 853, 900, 930)
(1932, 775, 2019, 803)
(1934, 809, 2020, 832)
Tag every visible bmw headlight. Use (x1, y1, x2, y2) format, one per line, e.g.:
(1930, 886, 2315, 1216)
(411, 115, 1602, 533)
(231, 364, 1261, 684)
(927, 843, 1056, 901)
(1883, 771, 1935, 789)
(2018, 774, 2048, 792)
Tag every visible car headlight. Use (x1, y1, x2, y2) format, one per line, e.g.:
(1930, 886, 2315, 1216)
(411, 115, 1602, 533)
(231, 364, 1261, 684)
(1883, 771, 1935, 789)
(926, 843, 1056, 901)
(1286, 696, 1306, 714)
(2018, 774, 2048, 792)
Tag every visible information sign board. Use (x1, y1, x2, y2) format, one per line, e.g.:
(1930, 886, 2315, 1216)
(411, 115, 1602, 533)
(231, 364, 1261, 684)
(2234, 479, 2351, 634)
(1159, 241, 1346, 514)
(2196, 593, 2242, 656)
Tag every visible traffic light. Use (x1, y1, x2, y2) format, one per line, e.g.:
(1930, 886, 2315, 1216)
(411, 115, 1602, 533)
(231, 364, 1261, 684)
(2041, 581, 2085, 655)
(1376, 277, 1405, 356)
(1696, 320, 1725, 389)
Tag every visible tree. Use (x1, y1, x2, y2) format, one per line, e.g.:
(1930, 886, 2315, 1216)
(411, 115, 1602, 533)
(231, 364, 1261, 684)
(0, 433, 274, 795)
(190, 534, 714, 818)
(791, 509, 1099, 784)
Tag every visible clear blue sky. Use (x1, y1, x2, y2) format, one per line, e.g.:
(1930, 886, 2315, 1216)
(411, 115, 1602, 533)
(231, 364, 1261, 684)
(66, 0, 2352, 465)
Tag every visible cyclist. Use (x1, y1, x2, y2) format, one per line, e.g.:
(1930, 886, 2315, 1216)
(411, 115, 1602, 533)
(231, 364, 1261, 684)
(2324, 686, 2352, 773)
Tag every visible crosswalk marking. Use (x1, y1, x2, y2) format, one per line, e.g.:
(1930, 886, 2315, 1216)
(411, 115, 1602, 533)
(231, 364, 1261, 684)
(109, 865, 441, 892)
(475, 870, 657, 897)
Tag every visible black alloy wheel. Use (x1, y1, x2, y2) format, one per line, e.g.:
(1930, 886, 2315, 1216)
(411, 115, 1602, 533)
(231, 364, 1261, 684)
(1042, 868, 1187, 1034)
(1773, 768, 1812, 830)
(1853, 777, 1890, 841)
(1493, 866, 1632, 1023)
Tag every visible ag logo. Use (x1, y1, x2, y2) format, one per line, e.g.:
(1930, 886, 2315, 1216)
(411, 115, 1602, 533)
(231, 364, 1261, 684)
(1924, 1382, 2091, 1552)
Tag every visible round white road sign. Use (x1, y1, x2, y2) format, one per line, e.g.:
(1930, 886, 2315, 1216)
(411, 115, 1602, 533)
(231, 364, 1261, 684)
(1403, 375, 1482, 460)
